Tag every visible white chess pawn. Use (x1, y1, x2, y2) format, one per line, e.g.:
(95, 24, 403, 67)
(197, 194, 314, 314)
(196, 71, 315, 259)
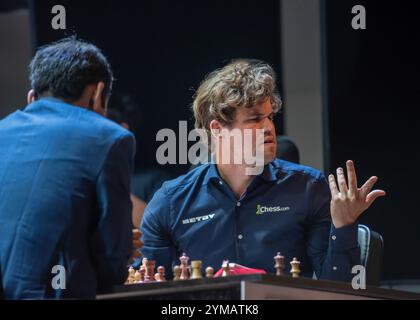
(154, 272, 161, 282)
(173, 265, 181, 281)
(205, 266, 214, 278)
(134, 270, 142, 283)
(127, 266, 135, 284)
(157, 266, 166, 282)
(290, 257, 301, 278)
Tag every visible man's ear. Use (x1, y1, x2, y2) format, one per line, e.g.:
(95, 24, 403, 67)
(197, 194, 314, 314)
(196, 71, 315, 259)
(209, 119, 222, 139)
(27, 89, 36, 104)
(92, 82, 105, 116)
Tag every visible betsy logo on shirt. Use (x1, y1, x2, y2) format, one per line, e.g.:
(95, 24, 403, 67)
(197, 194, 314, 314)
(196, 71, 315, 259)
(182, 213, 215, 225)
(256, 204, 290, 215)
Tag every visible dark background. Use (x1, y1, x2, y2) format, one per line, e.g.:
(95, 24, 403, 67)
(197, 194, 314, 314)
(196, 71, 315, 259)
(324, 1, 420, 280)
(29, 0, 283, 176)
(21, 0, 420, 280)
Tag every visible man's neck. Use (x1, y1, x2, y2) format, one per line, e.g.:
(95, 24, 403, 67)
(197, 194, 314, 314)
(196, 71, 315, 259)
(216, 163, 255, 199)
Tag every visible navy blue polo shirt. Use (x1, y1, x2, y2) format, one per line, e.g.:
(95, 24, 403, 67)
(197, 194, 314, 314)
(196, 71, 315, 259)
(140, 159, 360, 281)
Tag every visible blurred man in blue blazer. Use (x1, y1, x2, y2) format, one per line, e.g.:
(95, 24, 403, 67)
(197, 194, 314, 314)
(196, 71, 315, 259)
(0, 37, 136, 299)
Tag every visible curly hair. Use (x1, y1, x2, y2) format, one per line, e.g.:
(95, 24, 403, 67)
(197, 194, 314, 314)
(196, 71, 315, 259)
(192, 59, 282, 137)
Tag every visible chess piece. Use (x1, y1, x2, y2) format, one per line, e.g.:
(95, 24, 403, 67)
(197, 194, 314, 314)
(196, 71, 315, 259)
(142, 257, 148, 269)
(143, 274, 151, 283)
(154, 272, 161, 282)
(140, 257, 148, 281)
(205, 266, 214, 278)
(134, 270, 142, 283)
(179, 253, 190, 280)
(274, 252, 285, 276)
(139, 264, 146, 281)
(139, 267, 145, 282)
(190, 260, 203, 279)
(222, 260, 230, 277)
(290, 257, 301, 278)
(157, 266, 166, 282)
(127, 266, 135, 284)
(173, 265, 181, 281)
(145, 259, 156, 281)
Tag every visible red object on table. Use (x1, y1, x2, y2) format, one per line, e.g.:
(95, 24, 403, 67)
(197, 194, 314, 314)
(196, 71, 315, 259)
(214, 263, 267, 277)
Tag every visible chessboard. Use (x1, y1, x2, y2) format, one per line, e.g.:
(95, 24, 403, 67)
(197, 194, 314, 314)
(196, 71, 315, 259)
(96, 252, 420, 300)
(98, 273, 420, 300)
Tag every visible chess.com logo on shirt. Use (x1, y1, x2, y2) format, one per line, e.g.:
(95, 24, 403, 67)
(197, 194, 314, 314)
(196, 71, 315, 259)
(256, 204, 290, 215)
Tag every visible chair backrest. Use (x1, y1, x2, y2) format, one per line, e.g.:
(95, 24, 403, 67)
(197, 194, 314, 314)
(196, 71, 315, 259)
(358, 224, 384, 286)
(276, 135, 300, 164)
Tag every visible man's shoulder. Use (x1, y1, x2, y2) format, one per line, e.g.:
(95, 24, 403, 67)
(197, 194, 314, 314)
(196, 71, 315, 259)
(272, 158, 325, 181)
(62, 103, 133, 143)
(39, 98, 134, 143)
(92, 114, 134, 143)
(5, 98, 135, 158)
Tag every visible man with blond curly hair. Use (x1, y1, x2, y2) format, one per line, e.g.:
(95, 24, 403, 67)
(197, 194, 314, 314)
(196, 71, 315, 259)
(140, 59, 385, 281)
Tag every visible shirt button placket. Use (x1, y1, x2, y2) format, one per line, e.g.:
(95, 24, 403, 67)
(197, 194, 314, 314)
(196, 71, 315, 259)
(235, 201, 242, 263)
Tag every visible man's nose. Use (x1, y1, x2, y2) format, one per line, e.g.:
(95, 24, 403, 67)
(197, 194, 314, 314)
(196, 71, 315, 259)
(261, 118, 274, 133)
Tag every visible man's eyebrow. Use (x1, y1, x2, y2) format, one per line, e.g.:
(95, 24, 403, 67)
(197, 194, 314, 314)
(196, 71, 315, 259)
(248, 112, 273, 118)
(248, 111, 265, 116)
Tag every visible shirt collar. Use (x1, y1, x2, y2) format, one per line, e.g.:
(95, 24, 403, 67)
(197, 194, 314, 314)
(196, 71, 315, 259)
(203, 163, 222, 185)
(203, 161, 279, 185)
(260, 161, 279, 182)
(25, 97, 66, 111)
